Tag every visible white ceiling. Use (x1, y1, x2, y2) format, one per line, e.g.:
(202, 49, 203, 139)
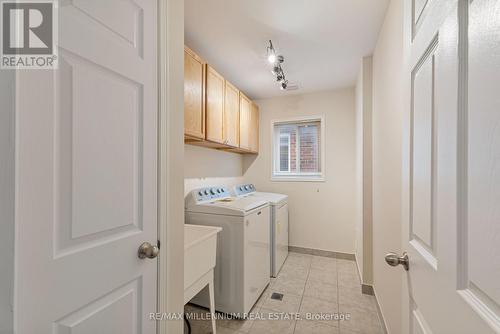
(185, 0, 389, 99)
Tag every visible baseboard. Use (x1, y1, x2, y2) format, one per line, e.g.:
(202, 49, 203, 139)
(288, 246, 355, 261)
(354, 253, 363, 282)
(373, 288, 389, 334)
(361, 284, 375, 295)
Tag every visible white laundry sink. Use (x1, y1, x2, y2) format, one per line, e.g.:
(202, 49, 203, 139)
(184, 224, 222, 300)
(184, 224, 222, 333)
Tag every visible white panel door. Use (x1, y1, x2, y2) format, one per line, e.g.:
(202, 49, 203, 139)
(14, 1, 158, 333)
(400, 0, 500, 333)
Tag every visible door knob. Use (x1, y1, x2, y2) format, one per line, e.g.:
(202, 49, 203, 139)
(385, 252, 409, 271)
(138, 241, 160, 259)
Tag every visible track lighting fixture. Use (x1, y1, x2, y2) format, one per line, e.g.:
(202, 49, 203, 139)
(266, 40, 292, 91)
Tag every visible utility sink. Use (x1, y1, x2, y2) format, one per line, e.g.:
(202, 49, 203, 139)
(184, 224, 222, 302)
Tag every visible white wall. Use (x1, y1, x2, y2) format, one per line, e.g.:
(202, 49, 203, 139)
(355, 56, 374, 285)
(243, 89, 357, 254)
(0, 68, 15, 333)
(371, 1, 404, 332)
(184, 144, 244, 195)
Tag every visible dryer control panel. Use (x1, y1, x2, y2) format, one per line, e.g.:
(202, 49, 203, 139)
(234, 184, 256, 196)
(193, 186, 231, 202)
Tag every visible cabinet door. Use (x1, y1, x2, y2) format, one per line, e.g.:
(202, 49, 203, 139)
(249, 102, 259, 153)
(224, 81, 240, 147)
(184, 47, 205, 139)
(239, 93, 251, 150)
(205, 65, 224, 143)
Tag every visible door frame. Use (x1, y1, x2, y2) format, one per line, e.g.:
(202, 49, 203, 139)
(157, 0, 185, 333)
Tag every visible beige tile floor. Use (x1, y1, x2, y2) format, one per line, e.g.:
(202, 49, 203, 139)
(184, 252, 384, 334)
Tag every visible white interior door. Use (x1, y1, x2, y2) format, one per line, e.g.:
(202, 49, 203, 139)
(400, 0, 500, 333)
(14, 1, 158, 333)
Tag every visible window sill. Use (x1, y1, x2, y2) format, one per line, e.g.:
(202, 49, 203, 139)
(271, 175, 325, 182)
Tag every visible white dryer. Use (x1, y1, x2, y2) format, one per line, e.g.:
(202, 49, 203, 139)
(185, 186, 270, 316)
(234, 184, 288, 277)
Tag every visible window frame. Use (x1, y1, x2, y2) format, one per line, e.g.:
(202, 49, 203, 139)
(271, 115, 325, 182)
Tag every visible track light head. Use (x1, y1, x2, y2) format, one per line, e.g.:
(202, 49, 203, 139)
(267, 40, 276, 63)
(267, 53, 276, 64)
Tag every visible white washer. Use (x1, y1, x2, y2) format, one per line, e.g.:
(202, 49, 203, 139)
(234, 184, 289, 277)
(185, 186, 270, 316)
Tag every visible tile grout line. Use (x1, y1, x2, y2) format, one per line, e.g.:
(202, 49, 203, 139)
(291, 255, 311, 334)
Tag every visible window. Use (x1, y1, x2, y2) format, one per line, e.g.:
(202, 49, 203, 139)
(272, 116, 324, 181)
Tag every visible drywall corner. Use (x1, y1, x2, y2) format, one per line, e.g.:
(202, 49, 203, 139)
(372, 0, 404, 333)
(354, 55, 374, 287)
(362, 56, 374, 286)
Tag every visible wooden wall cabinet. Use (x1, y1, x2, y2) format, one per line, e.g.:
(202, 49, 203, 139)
(249, 102, 259, 153)
(184, 45, 258, 154)
(184, 46, 205, 140)
(205, 67, 240, 148)
(239, 93, 252, 151)
(224, 81, 240, 147)
(205, 65, 224, 144)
